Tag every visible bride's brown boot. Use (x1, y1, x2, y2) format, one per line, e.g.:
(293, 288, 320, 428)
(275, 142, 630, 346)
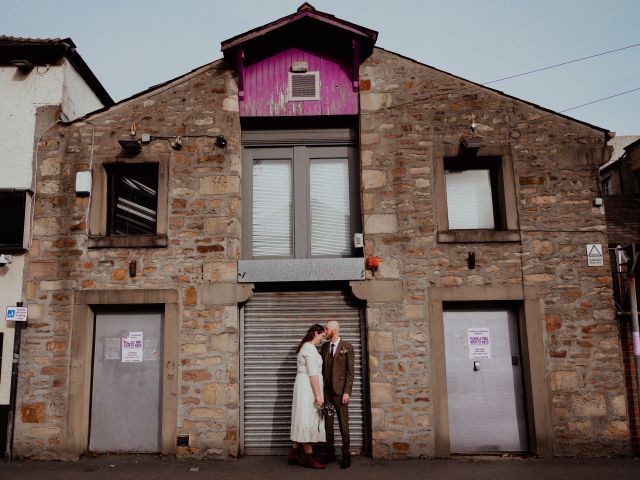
(302, 453, 325, 469)
(287, 447, 302, 465)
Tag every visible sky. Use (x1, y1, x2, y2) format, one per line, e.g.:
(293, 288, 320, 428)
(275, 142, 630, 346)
(2, 0, 639, 135)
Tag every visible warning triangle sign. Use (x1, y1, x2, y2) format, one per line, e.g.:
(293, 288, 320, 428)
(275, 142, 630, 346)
(587, 244, 602, 257)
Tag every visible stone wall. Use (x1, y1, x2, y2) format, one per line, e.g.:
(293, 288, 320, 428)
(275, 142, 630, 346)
(16, 60, 243, 459)
(360, 48, 630, 457)
(14, 46, 632, 460)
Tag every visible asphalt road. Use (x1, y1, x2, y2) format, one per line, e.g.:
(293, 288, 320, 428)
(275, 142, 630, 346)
(0, 455, 638, 480)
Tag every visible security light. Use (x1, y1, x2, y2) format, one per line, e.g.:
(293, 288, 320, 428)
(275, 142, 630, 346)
(118, 139, 142, 153)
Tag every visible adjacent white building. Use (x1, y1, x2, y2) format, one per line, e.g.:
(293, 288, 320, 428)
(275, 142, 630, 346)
(0, 36, 112, 449)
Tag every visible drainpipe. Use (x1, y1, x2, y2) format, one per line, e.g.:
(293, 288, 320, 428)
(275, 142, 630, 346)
(615, 244, 640, 412)
(4, 302, 24, 462)
(628, 271, 640, 407)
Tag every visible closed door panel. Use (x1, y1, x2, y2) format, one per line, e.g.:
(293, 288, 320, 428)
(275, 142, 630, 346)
(444, 308, 528, 453)
(90, 311, 163, 452)
(242, 289, 367, 455)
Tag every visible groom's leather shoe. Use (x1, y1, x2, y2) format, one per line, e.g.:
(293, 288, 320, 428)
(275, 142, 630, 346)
(340, 455, 351, 469)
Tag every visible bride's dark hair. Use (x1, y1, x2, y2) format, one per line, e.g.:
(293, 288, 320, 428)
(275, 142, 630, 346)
(296, 323, 325, 353)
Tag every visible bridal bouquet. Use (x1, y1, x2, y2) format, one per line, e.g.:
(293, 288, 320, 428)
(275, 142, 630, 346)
(319, 402, 336, 419)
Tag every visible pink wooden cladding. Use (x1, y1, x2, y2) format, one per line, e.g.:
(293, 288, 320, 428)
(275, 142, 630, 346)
(240, 47, 358, 117)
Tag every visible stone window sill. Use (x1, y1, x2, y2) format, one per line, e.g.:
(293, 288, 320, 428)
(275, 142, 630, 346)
(237, 257, 365, 282)
(437, 230, 521, 243)
(88, 235, 168, 249)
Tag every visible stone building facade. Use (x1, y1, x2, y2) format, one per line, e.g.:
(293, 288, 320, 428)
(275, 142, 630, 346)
(13, 5, 631, 460)
(0, 36, 112, 458)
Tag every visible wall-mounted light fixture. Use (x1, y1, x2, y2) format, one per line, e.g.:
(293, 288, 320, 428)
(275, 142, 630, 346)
(461, 136, 485, 149)
(118, 139, 142, 154)
(0, 254, 12, 268)
(467, 251, 476, 269)
(291, 61, 308, 73)
(170, 136, 183, 150)
(11, 59, 34, 73)
(215, 135, 227, 148)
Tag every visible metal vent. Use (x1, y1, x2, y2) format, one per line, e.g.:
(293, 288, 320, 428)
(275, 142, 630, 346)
(289, 72, 319, 101)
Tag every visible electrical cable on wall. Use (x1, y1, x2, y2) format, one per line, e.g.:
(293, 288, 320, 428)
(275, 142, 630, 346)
(30, 118, 61, 250)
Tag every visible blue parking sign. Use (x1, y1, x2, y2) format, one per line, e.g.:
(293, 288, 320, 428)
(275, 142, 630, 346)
(6, 306, 27, 322)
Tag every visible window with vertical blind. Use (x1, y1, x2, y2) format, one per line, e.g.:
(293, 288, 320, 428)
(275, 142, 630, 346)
(252, 158, 293, 257)
(310, 157, 351, 256)
(243, 141, 359, 259)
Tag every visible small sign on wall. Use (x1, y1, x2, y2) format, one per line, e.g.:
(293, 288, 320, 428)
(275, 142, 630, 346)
(586, 244, 604, 267)
(5, 306, 27, 322)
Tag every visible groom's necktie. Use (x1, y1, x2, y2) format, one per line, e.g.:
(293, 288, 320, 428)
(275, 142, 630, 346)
(330, 343, 335, 357)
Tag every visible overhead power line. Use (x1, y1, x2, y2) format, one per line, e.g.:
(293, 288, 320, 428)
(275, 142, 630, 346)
(515, 86, 640, 128)
(558, 86, 640, 113)
(379, 41, 640, 112)
(483, 42, 640, 86)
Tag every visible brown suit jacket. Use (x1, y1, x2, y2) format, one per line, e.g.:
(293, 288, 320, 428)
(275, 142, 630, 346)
(321, 339, 355, 396)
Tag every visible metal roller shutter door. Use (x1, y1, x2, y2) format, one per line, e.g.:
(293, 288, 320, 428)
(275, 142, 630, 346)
(241, 289, 367, 455)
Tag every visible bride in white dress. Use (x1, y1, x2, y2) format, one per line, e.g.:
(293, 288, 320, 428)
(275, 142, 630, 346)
(288, 323, 326, 469)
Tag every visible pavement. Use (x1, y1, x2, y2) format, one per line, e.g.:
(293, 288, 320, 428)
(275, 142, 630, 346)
(0, 455, 638, 480)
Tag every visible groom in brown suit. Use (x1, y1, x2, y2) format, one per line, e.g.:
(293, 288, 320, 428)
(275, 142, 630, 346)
(321, 320, 354, 469)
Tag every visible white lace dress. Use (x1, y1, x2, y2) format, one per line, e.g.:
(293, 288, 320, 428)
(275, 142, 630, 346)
(290, 342, 325, 443)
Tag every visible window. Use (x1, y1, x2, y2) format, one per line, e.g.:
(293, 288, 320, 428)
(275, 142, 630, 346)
(243, 144, 359, 259)
(602, 175, 614, 195)
(435, 145, 519, 243)
(88, 154, 168, 248)
(106, 163, 159, 236)
(0, 189, 32, 250)
(444, 157, 501, 230)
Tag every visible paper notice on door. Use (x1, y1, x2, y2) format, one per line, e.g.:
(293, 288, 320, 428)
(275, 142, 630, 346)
(634, 332, 640, 356)
(105, 337, 120, 360)
(122, 331, 144, 362)
(468, 328, 491, 359)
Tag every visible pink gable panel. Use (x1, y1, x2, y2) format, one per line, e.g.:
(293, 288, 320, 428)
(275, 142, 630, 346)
(240, 48, 358, 117)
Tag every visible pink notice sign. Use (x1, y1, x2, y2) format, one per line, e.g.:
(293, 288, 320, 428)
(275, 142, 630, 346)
(122, 331, 144, 363)
(634, 332, 640, 356)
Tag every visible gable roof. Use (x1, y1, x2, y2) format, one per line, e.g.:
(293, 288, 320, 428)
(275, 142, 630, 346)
(221, 3, 378, 61)
(0, 36, 113, 107)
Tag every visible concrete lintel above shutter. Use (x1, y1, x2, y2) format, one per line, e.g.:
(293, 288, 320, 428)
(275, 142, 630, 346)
(349, 279, 403, 302)
(237, 258, 365, 282)
(201, 283, 255, 305)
